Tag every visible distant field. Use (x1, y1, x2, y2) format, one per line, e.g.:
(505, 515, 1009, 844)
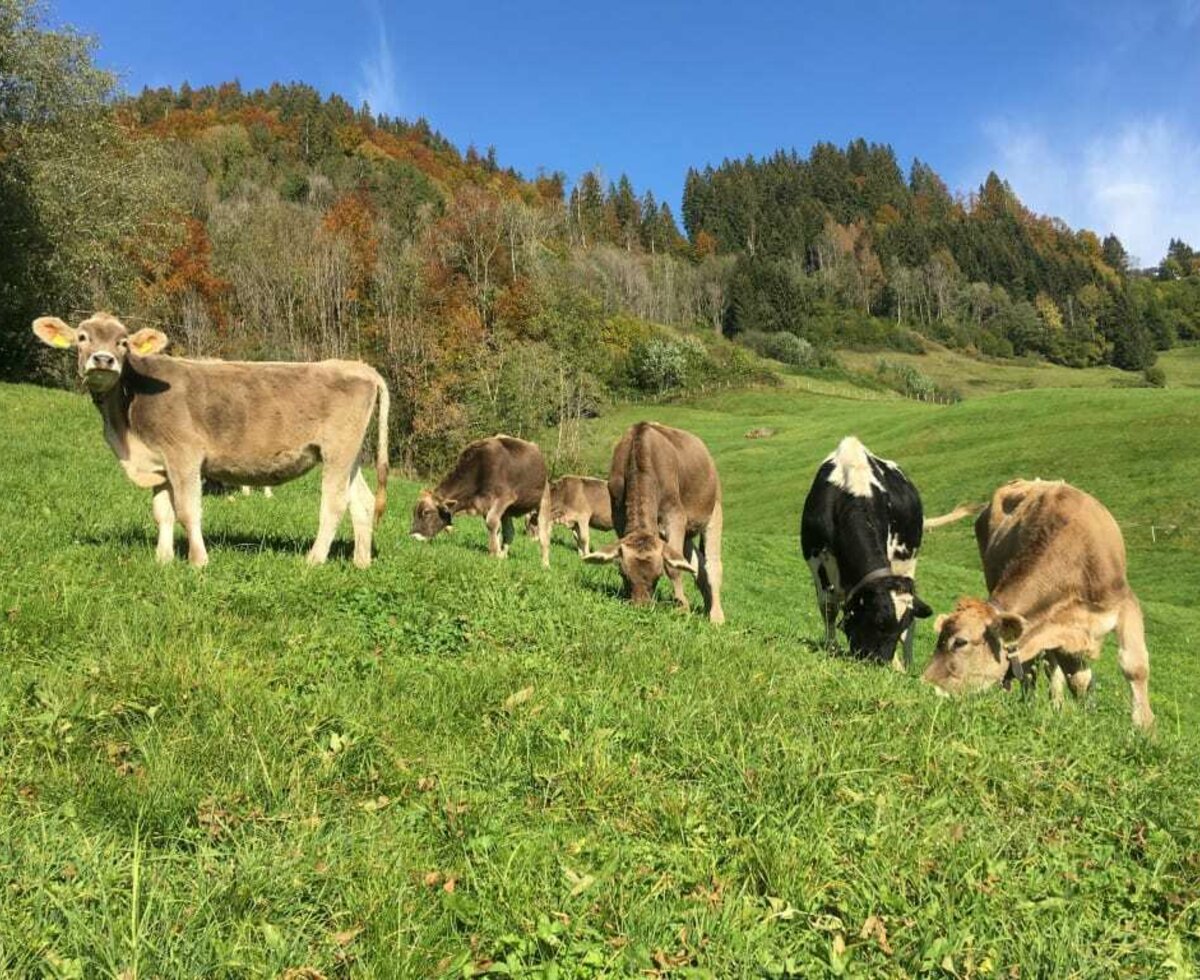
(837, 343, 1143, 397)
(1, 379, 1198, 976)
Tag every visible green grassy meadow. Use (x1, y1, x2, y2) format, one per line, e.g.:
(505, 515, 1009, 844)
(1, 372, 1198, 977)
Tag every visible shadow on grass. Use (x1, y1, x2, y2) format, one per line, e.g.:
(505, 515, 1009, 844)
(80, 527, 358, 562)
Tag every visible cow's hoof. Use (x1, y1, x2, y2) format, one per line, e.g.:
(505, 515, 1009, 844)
(709, 609, 725, 625)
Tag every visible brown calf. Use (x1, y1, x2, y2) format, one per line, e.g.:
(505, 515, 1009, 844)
(525, 476, 614, 555)
(33, 313, 389, 568)
(922, 479, 1153, 729)
(411, 435, 551, 566)
(584, 422, 724, 623)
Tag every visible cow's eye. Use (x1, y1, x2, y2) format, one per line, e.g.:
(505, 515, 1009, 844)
(117, 338, 128, 348)
(952, 636, 969, 650)
(77, 333, 88, 343)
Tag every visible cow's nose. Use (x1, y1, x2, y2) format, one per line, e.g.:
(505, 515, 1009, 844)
(91, 353, 116, 370)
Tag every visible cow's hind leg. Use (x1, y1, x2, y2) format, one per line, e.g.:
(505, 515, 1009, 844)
(348, 465, 375, 568)
(308, 460, 354, 566)
(696, 501, 725, 624)
(151, 485, 176, 563)
(1116, 597, 1154, 730)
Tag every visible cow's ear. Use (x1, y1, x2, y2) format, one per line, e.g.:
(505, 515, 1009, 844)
(32, 316, 75, 349)
(912, 596, 933, 619)
(994, 612, 1027, 644)
(439, 497, 457, 512)
(128, 328, 169, 356)
(934, 614, 948, 635)
(663, 544, 697, 575)
(582, 542, 620, 564)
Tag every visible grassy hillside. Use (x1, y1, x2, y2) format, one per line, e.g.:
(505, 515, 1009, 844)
(1, 378, 1198, 976)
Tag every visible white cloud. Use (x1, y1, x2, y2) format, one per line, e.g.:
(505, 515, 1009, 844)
(971, 117, 1200, 267)
(358, 0, 401, 118)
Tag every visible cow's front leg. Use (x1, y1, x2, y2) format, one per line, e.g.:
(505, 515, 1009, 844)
(151, 485, 176, 563)
(484, 497, 513, 558)
(500, 514, 515, 557)
(575, 520, 591, 557)
(665, 528, 691, 612)
(168, 464, 208, 568)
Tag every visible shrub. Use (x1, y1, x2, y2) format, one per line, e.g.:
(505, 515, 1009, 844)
(1143, 365, 1167, 388)
(629, 337, 688, 394)
(875, 358, 962, 403)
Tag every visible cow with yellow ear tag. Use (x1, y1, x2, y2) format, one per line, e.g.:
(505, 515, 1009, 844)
(32, 311, 391, 569)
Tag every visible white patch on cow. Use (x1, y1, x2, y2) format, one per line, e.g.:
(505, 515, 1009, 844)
(890, 589, 913, 624)
(887, 531, 917, 578)
(825, 436, 882, 498)
(807, 550, 841, 602)
(410, 532, 429, 542)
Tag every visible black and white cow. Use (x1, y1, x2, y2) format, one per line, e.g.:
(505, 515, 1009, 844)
(800, 436, 933, 668)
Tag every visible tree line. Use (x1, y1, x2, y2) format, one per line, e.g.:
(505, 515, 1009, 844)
(2, 0, 1197, 472)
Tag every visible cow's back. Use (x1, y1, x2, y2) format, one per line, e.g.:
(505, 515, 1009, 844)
(977, 479, 1129, 603)
(580, 477, 614, 527)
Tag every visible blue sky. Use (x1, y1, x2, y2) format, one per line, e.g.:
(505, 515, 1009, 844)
(55, 0, 1200, 264)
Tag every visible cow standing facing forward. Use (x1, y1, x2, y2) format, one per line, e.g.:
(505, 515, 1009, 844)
(801, 436, 933, 668)
(923, 479, 1153, 729)
(585, 422, 724, 623)
(410, 435, 552, 567)
(33, 313, 389, 568)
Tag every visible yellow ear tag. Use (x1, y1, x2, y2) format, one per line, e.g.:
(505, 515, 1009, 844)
(133, 340, 155, 355)
(51, 334, 72, 349)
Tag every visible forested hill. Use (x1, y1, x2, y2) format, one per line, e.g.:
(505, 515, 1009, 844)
(2, 2, 1199, 473)
(682, 145, 1200, 368)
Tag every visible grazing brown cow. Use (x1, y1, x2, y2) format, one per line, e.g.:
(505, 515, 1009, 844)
(33, 313, 389, 568)
(524, 476, 614, 555)
(411, 435, 551, 566)
(584, 422, 724, 623)
(923, 479, 1153, 729)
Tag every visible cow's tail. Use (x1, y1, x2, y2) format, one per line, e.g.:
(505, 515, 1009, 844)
(923, 503, 980, 530)
(373, 376, 390, 525)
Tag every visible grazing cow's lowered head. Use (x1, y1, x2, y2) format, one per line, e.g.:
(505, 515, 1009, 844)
(843, 574, 933, 664)
(922, 598, 1027, 695)
(33, 313, 168, 395)
(584, 530, 696, 605)
(410, 490, 455, 541)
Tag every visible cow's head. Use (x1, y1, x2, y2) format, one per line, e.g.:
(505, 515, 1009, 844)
(32, 314, 168, 394)
(843, 576, 932, 663)
(583, 530, 695, 605)
(922, 598, 1027, 694)
(410, 490, 455, 541)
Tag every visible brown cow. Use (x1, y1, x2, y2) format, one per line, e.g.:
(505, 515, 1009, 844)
(922, 479, 1153, 729)
(410, 435, 551, 567)
(584, 422, 724, 623)
(32, 312, 389, 568)
(524, 476, 614, 556)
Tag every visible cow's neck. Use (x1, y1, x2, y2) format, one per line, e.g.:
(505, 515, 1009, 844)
(91, 377, 131, 461)
(988, 576, 1042, 621)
